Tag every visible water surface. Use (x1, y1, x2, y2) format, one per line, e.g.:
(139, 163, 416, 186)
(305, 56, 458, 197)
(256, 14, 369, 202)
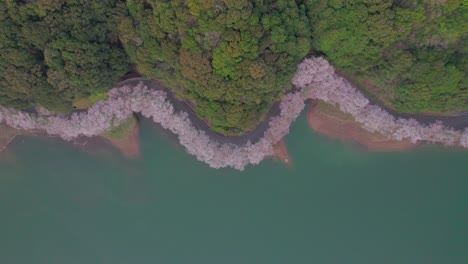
(0, 113, 467, 264)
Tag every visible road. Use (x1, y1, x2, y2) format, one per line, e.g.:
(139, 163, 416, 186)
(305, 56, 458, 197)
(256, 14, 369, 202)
(114, 77, 468, 145)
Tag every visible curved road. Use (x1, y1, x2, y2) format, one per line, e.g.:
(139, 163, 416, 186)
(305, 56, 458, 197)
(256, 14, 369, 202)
(115, 78, 279, 145)
(114, 76, 468, 145)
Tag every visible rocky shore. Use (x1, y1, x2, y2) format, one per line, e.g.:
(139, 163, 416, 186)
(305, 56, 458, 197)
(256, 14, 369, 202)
(1, 57, 467, 170)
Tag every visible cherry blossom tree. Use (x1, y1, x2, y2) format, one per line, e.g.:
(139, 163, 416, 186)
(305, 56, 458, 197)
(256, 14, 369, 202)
(1, 57, 467, 170)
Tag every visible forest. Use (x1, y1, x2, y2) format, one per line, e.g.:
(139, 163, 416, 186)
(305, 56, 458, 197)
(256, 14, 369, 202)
(0, 0, 466, 134)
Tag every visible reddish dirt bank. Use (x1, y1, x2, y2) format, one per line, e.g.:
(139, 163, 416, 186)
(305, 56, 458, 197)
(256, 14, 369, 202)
(0, 125, 47, 153)
(101, 123, 140, 158)
(307, 101, 418, 151)
(272, 139, 292, 166)
(1, 118, 140, 158)
(0, 125, 17, 152)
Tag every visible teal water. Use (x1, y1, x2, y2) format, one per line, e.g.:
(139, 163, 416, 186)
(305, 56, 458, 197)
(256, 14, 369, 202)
(0, 113, 467, 264)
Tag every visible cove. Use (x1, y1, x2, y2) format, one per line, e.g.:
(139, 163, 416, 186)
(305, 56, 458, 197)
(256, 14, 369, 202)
(0, 112, 467, 264)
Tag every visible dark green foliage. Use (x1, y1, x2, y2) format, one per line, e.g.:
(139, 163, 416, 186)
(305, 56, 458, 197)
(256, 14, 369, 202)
(0, 0, 129, 112)
(0, 0, 466, 133)
(306, 0, 467, 113)
(117, 0, 312, 133)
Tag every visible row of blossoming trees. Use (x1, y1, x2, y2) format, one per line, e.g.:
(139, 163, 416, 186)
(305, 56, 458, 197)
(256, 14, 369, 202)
(1, 57, 467, 170)
(293, 58, 468, 147)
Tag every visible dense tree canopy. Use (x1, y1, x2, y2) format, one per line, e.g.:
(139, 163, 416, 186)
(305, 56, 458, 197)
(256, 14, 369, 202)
(307, 0, 467, 113)
(0, 0, 466, 133)
(117, 0, 312, 133)
(0, 0, 128, 111)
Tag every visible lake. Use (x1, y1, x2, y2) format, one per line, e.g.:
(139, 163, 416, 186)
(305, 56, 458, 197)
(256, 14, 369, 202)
(0, 113, 467, 264)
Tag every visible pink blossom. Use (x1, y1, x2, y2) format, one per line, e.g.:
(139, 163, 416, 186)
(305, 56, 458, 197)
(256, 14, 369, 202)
(1, 57, 467, 170)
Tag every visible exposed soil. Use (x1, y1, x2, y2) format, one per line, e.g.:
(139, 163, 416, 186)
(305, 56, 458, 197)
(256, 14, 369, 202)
(272, 139, 292, 166)
(307, 100, 418, 151)
(1, 122, 140, 159)
(2, 75, 467, 159)
(0, 124, 18, 152)
(100, 121, 140, 158)
(115, 78, 281, 145)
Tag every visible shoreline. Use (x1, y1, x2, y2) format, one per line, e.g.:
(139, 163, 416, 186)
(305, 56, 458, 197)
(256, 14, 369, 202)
(335, 69, 468, 120)
(100, 117, 140, 158)
(113, 78, 280, 145)
(307, 101, 419, 152)
(272, 139, 292, 166)
(0, 135, 17, 153)
(0, 124, 19, 152)
(1, 57, 467, 170)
